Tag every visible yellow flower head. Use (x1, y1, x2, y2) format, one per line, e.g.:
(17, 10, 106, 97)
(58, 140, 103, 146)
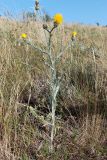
(53, 13, 63, 25)
(21, 33, 27, 39)
(72, 31, 77, 37)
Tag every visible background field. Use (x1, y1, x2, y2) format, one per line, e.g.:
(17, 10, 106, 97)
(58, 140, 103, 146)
(0, 17, 107, 160)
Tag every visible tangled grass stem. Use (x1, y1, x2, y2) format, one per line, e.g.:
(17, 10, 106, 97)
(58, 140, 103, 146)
(56, 39, 73, 60)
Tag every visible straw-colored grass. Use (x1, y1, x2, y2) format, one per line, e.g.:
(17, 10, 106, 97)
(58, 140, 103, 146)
(0, 18, 107, 159)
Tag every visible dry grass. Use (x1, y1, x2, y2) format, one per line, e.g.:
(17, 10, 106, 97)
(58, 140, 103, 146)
(0, 18, 107, 160)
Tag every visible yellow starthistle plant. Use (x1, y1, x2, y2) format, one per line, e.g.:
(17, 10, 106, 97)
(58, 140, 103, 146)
(20, 1, 77, 153)
(53, 13, 63, 26)
(21, 33, 27, 39)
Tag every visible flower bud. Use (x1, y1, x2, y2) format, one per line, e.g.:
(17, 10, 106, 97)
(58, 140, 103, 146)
(43, 24, 48, 30)
(35, 0, 39, 11)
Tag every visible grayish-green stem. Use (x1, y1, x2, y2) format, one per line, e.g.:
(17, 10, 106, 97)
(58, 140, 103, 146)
(48, 31, 58, 152)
